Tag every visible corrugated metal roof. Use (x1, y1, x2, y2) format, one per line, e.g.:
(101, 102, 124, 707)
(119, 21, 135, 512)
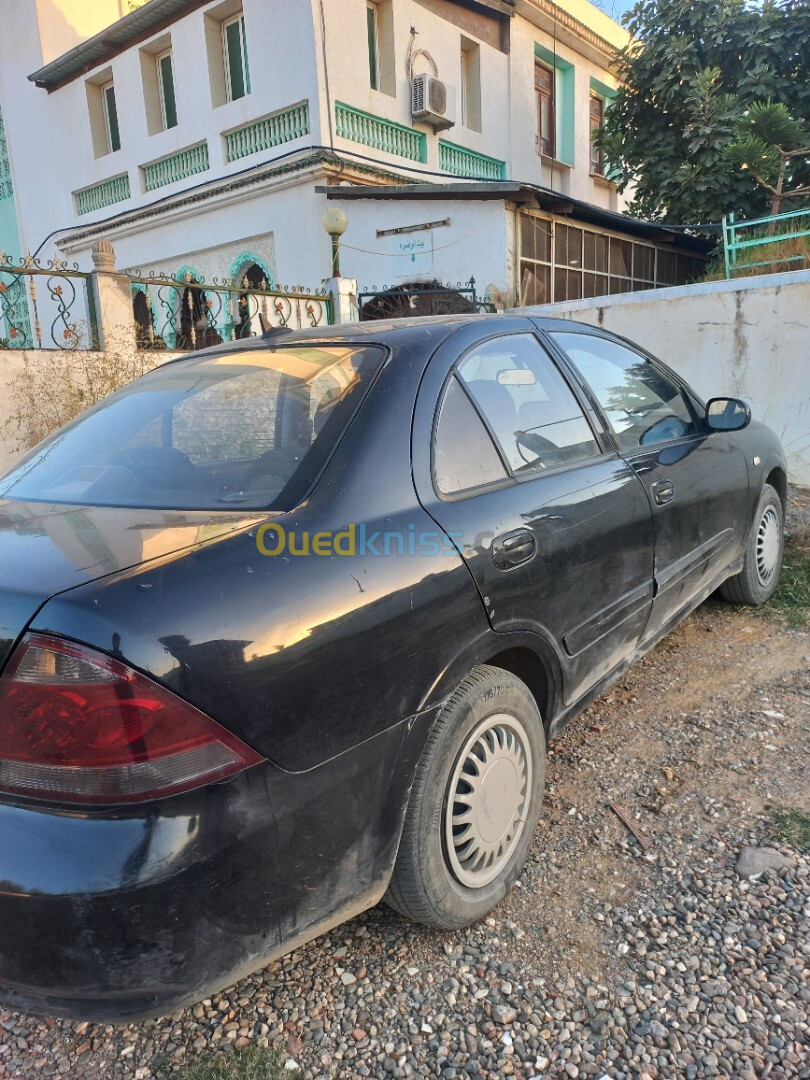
(29, 0, 209, 92)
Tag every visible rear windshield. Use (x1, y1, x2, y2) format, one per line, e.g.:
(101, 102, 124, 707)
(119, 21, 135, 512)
(0, 344, 385, 511)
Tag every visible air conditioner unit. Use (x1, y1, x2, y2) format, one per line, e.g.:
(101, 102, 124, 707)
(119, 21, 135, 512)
(411, 73, 456, 132)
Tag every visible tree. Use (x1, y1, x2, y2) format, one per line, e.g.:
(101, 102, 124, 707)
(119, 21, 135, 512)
(723, 102, 810, 216)
(602, 0, 810, 224)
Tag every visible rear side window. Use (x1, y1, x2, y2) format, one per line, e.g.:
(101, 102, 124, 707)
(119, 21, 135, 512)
(553, 333, 697, 452)
(457, 334, 600, 475)
(434, 376, 509, 495)
(0, 345, 385, 511)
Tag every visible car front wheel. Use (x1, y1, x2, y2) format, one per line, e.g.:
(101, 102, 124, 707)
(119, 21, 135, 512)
(385, 665, 546, 929)
(721, 483, 784, 606)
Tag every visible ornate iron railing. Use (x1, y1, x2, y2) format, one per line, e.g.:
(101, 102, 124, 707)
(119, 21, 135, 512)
(358, 277, 494, 321)
(335, 102, 427, 163)
(127, 270, 334, 351)
(74, 173, 132, 216)
(438, 140, 507, 181)
(142, 142, 210, 192)
(226, 102, 311, 163)
(0, 254, 99, 350)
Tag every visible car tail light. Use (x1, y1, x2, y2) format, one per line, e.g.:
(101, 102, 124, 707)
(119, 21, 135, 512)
(0, 633, 264, 805)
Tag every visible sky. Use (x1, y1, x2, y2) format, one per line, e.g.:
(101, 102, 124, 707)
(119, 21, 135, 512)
(595, 0, 637, 23)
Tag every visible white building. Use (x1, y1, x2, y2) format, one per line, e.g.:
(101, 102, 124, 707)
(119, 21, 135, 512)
(0, 0, 708, 328)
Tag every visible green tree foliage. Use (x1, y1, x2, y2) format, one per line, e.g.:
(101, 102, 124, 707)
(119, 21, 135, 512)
(602, 0, 810, 223)
(723, 102, 810, 215)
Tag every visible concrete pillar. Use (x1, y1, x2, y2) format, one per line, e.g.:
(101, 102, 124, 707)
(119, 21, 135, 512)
(325, 276, 360, 324)
(91, 238, 136, 350)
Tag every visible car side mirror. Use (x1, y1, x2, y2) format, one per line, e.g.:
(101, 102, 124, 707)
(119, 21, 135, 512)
(705, 397, 751, 432)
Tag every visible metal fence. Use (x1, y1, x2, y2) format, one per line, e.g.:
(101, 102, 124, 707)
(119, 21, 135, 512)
(0, 255, 99, 350)
(127, 271, 334, 351)
(358, 278, 494, 321)
(722, 208, 810, 279)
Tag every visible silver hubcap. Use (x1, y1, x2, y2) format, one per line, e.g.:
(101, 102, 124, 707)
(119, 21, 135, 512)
(756, 506, 781, 586)
(444, 714, 532, 888)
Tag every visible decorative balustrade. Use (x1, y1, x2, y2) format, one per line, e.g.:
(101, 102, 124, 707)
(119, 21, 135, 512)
(142, 143, 210, 192)
(438, 141, 506, 181)
(74, 173, 132, 216)
(226, 102, 311, 163)
(335, 102, 427, 163)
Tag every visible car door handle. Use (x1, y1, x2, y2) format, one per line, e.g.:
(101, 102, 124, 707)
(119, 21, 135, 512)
(651, 478, 675, 505)
(492, 529, 537, 571)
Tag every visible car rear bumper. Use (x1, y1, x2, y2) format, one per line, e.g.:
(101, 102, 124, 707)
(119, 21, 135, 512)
(0, 876, 384, 1023)
(0, 712, 432, 1021)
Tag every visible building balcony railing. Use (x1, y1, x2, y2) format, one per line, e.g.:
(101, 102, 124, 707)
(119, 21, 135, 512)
(226, 101, 311, 163)
(142, 142, 210, 192)
(439, 140, 507, 181)
(74, 173, 132, 216)
(335, 102, 427, 163)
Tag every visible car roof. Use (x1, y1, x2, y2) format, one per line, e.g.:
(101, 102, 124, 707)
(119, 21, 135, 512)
(170, 313, 592, 364)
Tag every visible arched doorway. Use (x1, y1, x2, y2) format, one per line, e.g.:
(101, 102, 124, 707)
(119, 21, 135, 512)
(179, 283, 208, 349)
(132, 288, 155, 348)
(235, 262, 269, 339)
(228, 252, 277, 340)
(172, 267, 223, 351)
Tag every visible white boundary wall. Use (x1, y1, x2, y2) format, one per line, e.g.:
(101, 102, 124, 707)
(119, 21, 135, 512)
(517, 270, 810, 486)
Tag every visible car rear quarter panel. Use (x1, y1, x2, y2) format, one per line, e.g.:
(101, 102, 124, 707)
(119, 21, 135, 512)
(29, 335, 491, 773)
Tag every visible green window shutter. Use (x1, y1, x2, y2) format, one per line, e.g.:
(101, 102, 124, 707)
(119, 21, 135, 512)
(367, 5, 378, 90)
(534, 43, 575, 168)
(589, 77, 617, 179)
(555, 66, 575, 168)
(105, 85, 121, 152)
(226, 19, 246, 100)
(240, 16, 251, 96)
(160, 54, 178, 129)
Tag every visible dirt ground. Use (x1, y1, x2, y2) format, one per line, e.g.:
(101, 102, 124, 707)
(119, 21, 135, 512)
(483, 595, 810, 986)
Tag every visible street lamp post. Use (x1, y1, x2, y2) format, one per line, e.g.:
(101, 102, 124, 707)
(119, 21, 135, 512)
(322, 208, 349, 278)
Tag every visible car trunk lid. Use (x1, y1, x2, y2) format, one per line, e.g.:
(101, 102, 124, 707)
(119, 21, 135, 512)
(0, 499, 265, 673)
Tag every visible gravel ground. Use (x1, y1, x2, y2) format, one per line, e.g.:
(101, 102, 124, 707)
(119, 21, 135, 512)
(1, 493, 808, 1080)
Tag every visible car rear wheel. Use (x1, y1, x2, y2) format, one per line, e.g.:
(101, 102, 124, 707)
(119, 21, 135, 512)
(385, 665, 545, 929)
(720, 483, 784, 606)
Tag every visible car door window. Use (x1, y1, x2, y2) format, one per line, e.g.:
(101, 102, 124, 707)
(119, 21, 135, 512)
(457, 333, 601, 475)
(552, 333, 697, 452)
(434, 376, 510, 495)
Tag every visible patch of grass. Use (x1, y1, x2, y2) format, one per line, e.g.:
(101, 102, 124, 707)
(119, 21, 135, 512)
(160, 1046, 302, 1080)
(703, 228, 810, 281)
(773, 809, 810, 850)
(769, 534, 810, 627)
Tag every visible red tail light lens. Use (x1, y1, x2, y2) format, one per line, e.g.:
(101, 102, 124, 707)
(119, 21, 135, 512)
(0, 633, 264, 804)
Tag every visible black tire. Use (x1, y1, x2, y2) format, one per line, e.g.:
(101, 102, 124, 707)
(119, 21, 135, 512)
(385, 665, 546, 929)
(720, 484, 784, 606)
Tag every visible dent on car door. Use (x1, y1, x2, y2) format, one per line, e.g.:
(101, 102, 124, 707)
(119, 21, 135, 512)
(549, 331, 750, 638)
(413, 325, 655, 708)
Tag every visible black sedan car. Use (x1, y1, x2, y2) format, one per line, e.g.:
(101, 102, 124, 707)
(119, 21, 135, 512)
(0, 315, 785, 1020)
